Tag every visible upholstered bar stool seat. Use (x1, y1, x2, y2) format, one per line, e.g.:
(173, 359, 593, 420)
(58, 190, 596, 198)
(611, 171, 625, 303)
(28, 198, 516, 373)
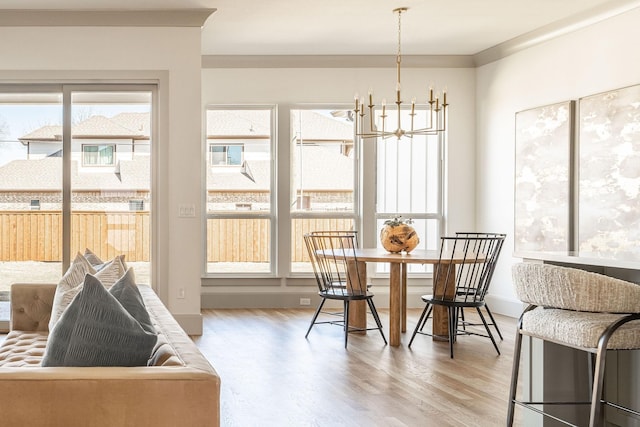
(507, 263, 640, 427)
(522, 307, 640, 350)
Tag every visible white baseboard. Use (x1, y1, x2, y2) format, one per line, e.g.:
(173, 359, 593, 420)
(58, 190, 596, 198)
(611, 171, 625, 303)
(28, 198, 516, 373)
(484, 294, 525, 318)
(200, 292, 524, 319)
(173, 313, 203, 336)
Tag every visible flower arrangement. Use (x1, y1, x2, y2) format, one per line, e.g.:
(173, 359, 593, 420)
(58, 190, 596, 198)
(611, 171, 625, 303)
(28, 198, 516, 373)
(383, 216, 414, 227)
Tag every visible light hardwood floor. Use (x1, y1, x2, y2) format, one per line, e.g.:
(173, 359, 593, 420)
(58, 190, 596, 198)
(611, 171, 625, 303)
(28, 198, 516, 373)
(194, 308, 523, 427)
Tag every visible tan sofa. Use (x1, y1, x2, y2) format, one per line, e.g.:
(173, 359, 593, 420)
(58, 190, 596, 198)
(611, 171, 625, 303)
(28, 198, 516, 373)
(0, 283, 220, 427)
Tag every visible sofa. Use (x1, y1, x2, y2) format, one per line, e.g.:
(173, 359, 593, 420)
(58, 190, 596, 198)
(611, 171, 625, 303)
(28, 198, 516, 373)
(0, 282, 221, 427)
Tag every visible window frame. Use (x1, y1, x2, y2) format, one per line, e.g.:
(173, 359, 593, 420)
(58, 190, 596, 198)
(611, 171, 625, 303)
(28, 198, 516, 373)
(288, 104, 360, 277)
(203, 104, 278, 278)
(371, 106, 446, 277)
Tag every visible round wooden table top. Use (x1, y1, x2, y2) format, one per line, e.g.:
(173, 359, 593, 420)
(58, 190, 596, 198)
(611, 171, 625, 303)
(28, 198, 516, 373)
(347, 248, 485, 264)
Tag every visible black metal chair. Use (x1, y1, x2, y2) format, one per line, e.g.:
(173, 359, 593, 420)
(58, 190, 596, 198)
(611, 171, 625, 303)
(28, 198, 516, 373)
(303, 232, 387, 348)
(408, 234, 506, 358)
(455, 232, 506, 340)
(508, 263, 640, 427)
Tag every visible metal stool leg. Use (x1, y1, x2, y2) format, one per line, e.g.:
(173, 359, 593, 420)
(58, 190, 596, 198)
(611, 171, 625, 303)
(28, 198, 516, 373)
(507, 326, 524, 426)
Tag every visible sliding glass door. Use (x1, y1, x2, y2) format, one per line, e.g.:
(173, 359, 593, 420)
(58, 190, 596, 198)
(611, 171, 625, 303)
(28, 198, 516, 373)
(0, 85, 154, 309)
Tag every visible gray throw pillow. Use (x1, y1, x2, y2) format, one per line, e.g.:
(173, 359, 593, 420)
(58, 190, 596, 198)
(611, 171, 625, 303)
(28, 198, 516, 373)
(109, 268, 155, 334)
(42, 273, 158, 367)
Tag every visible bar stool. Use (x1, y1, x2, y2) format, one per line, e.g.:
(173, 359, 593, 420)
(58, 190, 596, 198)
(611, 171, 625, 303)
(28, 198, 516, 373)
(508, 263, 640, 427)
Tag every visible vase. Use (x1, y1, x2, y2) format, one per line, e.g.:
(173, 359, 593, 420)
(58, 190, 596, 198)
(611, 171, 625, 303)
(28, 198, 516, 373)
(380, 223, 419, 253)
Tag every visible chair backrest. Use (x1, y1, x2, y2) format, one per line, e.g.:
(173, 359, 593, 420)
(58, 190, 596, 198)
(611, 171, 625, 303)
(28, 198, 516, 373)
(432, 234, 506, 303)
(303, 232, 367, 296)
(307, 230, 359, 246)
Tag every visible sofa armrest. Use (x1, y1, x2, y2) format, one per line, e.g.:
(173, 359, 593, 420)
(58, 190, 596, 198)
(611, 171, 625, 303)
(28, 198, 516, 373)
(10, 283, 56, 332)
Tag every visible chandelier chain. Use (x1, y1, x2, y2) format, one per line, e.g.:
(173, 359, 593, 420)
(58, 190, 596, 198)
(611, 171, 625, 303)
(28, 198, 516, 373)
(397, 8, 402, 65)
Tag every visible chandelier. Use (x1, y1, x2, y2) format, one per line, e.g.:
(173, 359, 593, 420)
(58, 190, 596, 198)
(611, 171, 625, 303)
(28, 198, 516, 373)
(354, 7, 449, 140)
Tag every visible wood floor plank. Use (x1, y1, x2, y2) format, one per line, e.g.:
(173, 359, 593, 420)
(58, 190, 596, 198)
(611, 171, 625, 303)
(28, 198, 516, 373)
(194, 308, 524, 427)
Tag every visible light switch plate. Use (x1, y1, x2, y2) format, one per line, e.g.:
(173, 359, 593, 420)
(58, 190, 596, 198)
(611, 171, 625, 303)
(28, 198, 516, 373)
(178, 204, 196, 217)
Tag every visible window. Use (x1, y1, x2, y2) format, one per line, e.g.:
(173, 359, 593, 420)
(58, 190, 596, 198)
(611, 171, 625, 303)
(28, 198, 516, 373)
(129, 199, 144, 211)
(205, 107, 275, 274)
(210, 144, 243, 166)
(375, 108, 443, 273)
(82, 144, 115, 166)
(0, 86, 154, 307)
(290, 108, 357, 273)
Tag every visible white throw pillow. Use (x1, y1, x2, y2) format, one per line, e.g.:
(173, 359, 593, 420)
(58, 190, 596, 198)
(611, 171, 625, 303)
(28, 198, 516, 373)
(48, 252, 97, 332)
(95, 255, 127, 289)
(83, 248, 103, 267)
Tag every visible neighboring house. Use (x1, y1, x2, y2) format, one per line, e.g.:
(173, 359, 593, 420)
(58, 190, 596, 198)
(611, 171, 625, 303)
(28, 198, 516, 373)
(206, 109, 354, 212)
(0, 113, 151, 211)
(1, 109, 355, 213)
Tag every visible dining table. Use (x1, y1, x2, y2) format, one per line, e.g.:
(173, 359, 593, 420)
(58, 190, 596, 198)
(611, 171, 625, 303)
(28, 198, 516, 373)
(343, 248, 475, 346)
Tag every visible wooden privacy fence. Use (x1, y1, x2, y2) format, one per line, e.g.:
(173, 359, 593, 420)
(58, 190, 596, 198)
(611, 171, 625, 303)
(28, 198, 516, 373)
(0, 211, 351, 263)
(207, 217, 354, 262)
(0, 211, 150, 262)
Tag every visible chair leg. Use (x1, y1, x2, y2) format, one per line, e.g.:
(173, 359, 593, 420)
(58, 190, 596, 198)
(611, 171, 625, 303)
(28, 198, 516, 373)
(458, 307, 467, 332)
(419, 305, 433, 332)
(448, 306, 456, 358)
(476, 307, 500, 355)
(483, 303, 504, 340)
(343, 300, 350, 348)
(305, 298, 326, 338)
(507, 328, 524, 426)
(366, 298, 387, 345)
(409, 302, 432, 347)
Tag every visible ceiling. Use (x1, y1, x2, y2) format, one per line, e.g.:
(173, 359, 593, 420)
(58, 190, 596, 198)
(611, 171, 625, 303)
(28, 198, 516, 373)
(0, 0, 637, 56)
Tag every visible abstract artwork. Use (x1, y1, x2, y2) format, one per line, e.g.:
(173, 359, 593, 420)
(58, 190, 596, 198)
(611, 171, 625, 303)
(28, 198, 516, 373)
(514, 101, 574, 252)
(578, 84, 640, 258)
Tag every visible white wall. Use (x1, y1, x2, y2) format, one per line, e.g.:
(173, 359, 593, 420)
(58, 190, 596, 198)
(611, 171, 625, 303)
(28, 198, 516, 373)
(201, 66, 477, 304)
(476, 8, 640, 316)
(0, 26, 205, 333)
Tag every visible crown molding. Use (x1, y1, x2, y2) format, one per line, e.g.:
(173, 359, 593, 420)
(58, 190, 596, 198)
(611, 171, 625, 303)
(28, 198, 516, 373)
(474, 0, 640, 66)
(202, 55, 475, 69)
(0, 9, 216, 27)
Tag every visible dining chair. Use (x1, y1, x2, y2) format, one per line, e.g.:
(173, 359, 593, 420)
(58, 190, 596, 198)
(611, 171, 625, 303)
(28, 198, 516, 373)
(508, 263, 640, 427)
(303, 232, 387, 348)
(455, 232, 506, 340)
(408, 234, 506, 358)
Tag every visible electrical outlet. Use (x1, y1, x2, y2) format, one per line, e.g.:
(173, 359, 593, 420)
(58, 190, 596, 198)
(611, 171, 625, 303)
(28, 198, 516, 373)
(300, 298, 311, 306)
(178, 288, 186, 299)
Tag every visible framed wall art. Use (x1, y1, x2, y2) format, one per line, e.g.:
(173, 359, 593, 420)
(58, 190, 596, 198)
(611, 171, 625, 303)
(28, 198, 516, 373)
(578, 84, 640, 258)
(514, 100, 575, 253)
